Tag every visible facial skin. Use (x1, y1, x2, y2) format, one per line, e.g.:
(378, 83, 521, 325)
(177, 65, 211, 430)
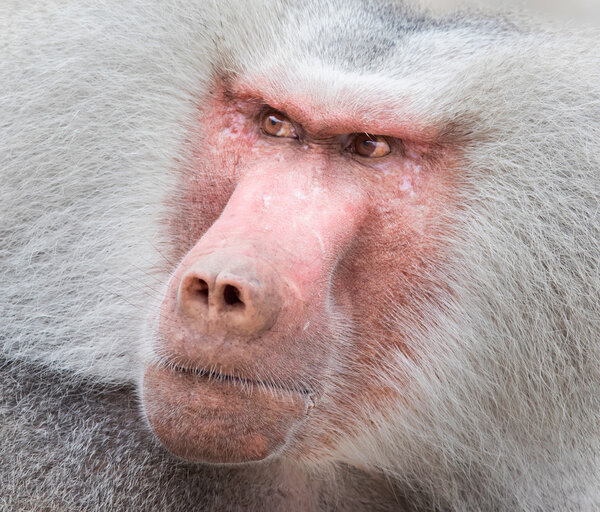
(142, 82, 459, 464)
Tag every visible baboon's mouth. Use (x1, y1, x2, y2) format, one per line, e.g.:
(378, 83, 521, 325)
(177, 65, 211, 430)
(166, 361, 314, 399)
(143, 361, 314, 463)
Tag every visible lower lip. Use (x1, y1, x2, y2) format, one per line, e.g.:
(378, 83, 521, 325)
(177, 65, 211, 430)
(142, 364, 311, 464)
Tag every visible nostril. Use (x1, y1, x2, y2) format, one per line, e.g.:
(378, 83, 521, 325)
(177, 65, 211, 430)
(176, 256, 280, 335)
(190, 278, 209, 304)
(223, 284, 244, 307)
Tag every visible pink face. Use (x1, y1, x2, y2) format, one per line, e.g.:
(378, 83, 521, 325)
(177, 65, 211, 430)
(142, 80, 459, 464)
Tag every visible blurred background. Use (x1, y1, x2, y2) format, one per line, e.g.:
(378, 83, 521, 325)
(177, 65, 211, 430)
(421, 0, 600, 24)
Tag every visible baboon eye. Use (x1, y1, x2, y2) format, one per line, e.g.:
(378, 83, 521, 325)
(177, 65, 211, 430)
(261, 110, 297, 138)
(351, 133, 391, 158)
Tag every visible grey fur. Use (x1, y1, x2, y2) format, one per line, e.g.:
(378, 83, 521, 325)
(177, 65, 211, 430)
(1, 1, 599, 510)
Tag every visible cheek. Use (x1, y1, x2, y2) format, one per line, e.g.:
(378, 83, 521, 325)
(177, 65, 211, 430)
(341, 149, 454, 297)
(329, 150, 460, 403)
(292, 157, 460, 455)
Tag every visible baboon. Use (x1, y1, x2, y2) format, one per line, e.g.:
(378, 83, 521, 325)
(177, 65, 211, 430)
(1, 1, 599, 510)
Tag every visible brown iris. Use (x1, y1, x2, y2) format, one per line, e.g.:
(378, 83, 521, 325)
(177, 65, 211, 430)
(352, 134, 391, 158)
(261, 110, 297, 138)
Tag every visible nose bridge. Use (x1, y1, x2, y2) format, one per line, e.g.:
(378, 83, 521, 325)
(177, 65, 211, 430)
(199, 166, 363, 273)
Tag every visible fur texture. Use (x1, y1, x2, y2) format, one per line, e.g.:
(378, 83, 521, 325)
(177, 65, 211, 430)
(1, 1, 599, 510)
